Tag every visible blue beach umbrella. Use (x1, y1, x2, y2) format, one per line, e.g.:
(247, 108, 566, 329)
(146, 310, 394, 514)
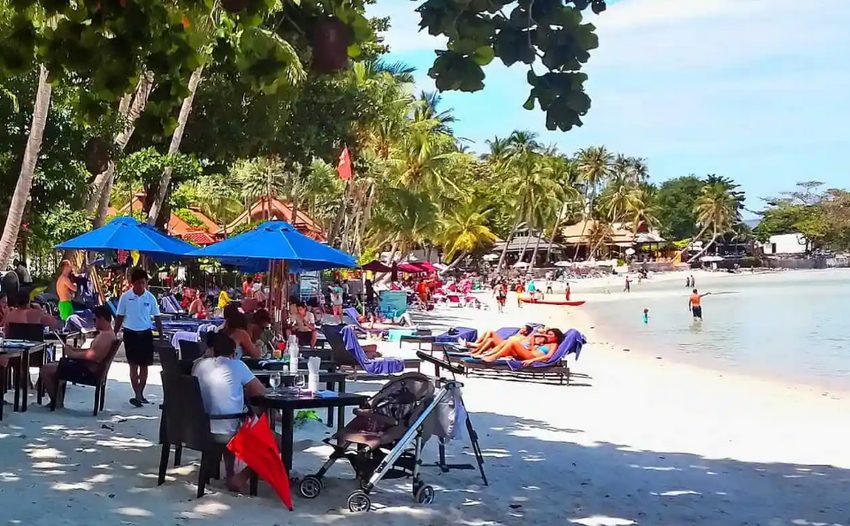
(55, 216, 196, 258)
(189, 221, 356, 270)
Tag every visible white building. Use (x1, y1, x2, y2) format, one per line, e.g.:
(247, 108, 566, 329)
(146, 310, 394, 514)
(761, 233, 808, 255)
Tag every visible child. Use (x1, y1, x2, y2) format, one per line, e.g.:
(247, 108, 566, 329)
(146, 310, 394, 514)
(642, 308, 649, 324)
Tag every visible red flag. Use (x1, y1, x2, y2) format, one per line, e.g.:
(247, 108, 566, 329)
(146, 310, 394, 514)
(337, 147, 353, 181)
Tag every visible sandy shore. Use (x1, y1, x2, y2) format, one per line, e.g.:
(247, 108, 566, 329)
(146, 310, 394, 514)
(3, 294, 850, 525)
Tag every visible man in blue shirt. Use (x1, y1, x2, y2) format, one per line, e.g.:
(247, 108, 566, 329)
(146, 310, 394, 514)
(114, 268, 163, 407)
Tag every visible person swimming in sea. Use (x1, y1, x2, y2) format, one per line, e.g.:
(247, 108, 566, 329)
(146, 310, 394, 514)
(688, 288, 711, 320)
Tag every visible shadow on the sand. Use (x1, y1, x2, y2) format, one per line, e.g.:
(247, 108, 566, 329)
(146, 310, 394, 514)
(2, 367, 849, 526)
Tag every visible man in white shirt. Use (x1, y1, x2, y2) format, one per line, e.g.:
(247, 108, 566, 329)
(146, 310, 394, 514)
(290, 301, 317, 347)
(193, 333, 265, 492)
(114, 268, 163, 408)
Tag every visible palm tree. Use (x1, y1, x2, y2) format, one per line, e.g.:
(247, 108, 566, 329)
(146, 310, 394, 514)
(687, 183, 737, 262)
(613, 154, 649, 185)
(368, 187, 437, 264)
(0, 67, 52, 269)
(438, 198, 498, 272)
(544, 155, 581, 263)
(572, 145, 614, 260)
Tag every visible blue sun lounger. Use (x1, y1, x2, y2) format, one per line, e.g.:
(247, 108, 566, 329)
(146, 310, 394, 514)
(457, 329, 586, 385)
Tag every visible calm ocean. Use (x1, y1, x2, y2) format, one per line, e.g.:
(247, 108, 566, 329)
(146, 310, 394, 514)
(583, 269, 850, 392)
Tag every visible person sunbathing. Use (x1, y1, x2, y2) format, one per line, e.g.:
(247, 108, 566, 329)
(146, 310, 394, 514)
(467, 325, 533, 356)
(481, 328, 564, 366)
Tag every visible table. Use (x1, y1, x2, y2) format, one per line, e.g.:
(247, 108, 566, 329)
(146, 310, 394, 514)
(249, 370, 347, 427)
(251, 391, 368, 470)
(0, 340, 46, 413)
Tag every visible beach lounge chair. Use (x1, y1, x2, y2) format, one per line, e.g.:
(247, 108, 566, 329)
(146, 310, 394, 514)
(443, 327, 520, 358)
(343, 307, 387, 337)
(322, 325, 420, 377)
(456, 329, 586, 385)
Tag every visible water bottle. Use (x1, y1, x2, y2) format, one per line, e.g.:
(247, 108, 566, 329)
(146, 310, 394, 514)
(287, 335, 299, 373)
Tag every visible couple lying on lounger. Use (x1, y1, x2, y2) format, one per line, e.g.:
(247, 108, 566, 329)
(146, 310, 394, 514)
(466, 325, 564, 366)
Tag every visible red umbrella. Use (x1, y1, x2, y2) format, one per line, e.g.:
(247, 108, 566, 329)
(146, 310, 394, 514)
(397, 263, 424, 273)
(417, 261, 437, 272)
(228, 414, 293, 510)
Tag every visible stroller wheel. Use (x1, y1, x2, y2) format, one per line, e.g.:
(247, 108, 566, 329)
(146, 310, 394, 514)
(415, 485, 435, 505)
(347, 490, 372, 513)
(299, 476, 323, 499)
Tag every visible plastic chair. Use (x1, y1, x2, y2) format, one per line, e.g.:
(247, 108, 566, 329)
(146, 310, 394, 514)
(51, 338, 121, 416)
(157, 372, 246, 497)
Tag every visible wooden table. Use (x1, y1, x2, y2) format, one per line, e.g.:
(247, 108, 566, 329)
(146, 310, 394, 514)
(249, 370, 347, 427)
(0, 340, 46, 413)
(251, 390, 368, 470)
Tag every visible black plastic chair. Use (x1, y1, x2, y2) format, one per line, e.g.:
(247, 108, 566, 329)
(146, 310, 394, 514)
(157, 372, 246, 497)
(51, 338, 121, 416)
(178, 340, 203, 362)
(159, 346, 193, 376)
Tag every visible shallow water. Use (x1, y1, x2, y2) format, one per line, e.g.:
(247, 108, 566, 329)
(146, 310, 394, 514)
(584, 269, 850, 391)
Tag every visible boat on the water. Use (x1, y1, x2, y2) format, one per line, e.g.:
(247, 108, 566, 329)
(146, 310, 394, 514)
(520, 297, 586, 307)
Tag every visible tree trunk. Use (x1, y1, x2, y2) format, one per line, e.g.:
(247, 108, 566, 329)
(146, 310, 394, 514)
(677, 223, 712, 261)
(329, 180, 351, 247)
(545, 206, 565, 264)
(148, 66, 203, 225)
(529, 232, 544, 271)
(441, 250, 468, 275)
(87, 72, 155, 226)
(687, 226, 719, 263)
(571, 190, 594, 262)
(496, 217, 522, 273)
(386, 239, 399, 266)
(0, 67, 53, 270)
(518, 226, 534, 263)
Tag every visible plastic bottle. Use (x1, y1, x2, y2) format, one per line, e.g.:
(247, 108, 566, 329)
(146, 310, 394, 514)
(287, 335, 299, 373)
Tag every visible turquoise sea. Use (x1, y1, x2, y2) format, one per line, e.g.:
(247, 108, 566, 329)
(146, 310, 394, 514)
(583, 269, 850, 392)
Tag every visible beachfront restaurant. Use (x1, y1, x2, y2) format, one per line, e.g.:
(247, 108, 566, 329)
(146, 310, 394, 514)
(491, 232, 565, 268)
(559, 221, 669, 261)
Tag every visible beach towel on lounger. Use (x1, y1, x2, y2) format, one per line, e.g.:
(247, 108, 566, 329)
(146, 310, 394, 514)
(341, 326, 405, 375)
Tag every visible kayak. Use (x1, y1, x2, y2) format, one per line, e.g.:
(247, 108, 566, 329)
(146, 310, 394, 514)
(520, 297, 585, 306)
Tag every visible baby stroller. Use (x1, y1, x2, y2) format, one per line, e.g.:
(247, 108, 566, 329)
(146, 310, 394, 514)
(299, 371, 486, 512)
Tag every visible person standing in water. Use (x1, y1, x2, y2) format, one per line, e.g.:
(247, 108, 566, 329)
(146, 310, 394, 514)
(624, 277, 631, 293)
(565, 282, 571, 301)
(690, 274, 696, 288)
(642, 308, 649, 324)
(688, 288, 711, 320)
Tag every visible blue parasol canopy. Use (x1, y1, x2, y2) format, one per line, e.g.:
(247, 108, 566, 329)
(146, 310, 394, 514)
(189, 221, 356, 271)
(55, 216, 196, 257)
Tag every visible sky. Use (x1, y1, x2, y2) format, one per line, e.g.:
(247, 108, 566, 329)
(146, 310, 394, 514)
(367, 0, 850, 214)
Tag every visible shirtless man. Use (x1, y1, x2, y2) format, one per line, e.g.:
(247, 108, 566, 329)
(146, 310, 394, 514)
(56, 260, 77, 321)
(688, 288, 711, 320)
(39, 305, 117, 407)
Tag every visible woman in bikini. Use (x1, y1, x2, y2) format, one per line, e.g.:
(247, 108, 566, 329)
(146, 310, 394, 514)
(481, 328, 564, 366)
(467, 325, 533, 356)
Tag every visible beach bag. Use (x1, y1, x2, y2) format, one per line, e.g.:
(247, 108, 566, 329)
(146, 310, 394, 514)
(434, 386, 467, 441)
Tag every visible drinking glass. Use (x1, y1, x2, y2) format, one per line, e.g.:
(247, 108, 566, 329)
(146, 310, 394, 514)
(295, 371, 307, 394)
(269, 372, 282, 393)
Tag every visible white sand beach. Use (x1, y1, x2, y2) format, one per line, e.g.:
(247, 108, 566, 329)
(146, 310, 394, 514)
(3, 291, 850, 526)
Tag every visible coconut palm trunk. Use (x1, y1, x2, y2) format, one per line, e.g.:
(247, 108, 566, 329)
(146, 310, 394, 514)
(148, 66, 204, 225)
(87, 72, 154, 227)
(571, 190, 595, 262)
(0, 67, 53, 269)
(529, 232, 544, 270)
(496, 217, 522, 273)
(687, 226, 719, 263)
(545, 206, 566, 263)
(677, 223, 712, 261)
(442, 250, 468, 274)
